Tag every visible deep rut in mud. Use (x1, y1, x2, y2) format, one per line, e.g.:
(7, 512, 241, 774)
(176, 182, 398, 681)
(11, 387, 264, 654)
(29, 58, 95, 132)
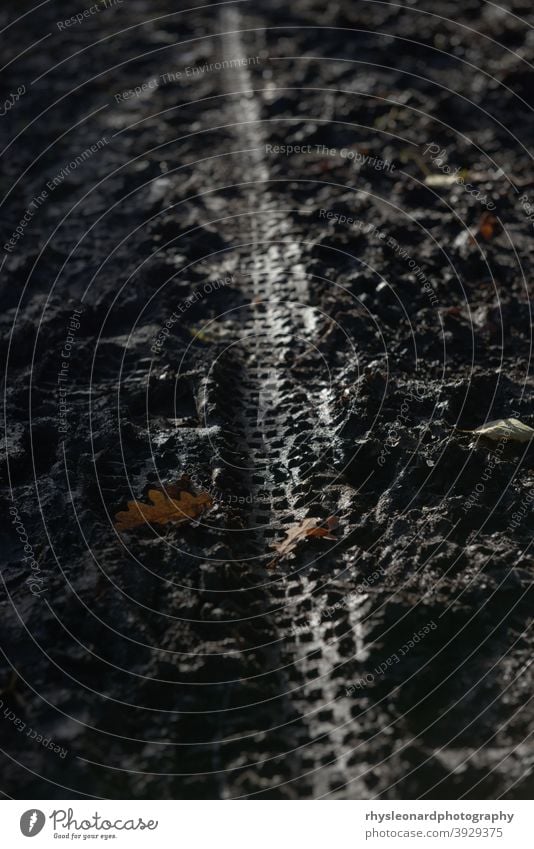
(180, 14, 367, 798)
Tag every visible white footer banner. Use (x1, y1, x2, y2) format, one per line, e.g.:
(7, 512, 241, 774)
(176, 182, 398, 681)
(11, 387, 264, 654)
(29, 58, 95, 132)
(1, 800, 532, 847)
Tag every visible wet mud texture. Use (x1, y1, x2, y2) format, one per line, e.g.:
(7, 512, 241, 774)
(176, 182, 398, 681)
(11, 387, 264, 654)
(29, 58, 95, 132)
(1, 0, 534, 799)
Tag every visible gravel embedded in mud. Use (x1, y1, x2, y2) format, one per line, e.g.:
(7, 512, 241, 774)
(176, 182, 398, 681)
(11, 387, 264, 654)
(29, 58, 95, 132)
(1, 0, 534, 800)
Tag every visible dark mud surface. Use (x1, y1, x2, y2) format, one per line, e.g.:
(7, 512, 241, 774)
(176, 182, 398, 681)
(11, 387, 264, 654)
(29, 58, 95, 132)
(1, 0, 534, 799)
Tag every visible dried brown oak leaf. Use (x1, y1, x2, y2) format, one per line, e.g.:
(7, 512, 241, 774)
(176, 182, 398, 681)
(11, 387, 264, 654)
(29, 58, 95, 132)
(478, 211, 499, 241)
(115, 486, 212, 532)
(268, 516, 338, 569)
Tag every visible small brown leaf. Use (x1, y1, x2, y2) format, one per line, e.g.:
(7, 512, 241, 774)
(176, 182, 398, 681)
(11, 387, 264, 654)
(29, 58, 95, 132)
(443, 306, 463, 317)
(115, 485, 212, 532)
(478, 212, 499, 241)
(268, 516, 339, 569)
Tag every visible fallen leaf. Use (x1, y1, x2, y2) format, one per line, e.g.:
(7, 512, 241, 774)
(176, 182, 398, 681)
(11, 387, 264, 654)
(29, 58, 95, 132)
(457, 418, 534, 443)
(268, 516, 338, 569)
(425, 173, 462, 187)
(442, 305, 464, 317)
(188, 326, 214, 343)
(478, 212, 499, 241)
(115, 485, 213, 531)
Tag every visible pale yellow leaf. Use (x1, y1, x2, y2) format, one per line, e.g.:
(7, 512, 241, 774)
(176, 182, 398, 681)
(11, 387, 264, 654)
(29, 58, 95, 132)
(460, 418, 534, 443)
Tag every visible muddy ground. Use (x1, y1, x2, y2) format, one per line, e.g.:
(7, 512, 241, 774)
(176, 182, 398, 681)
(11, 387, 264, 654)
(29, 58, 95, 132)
(1, 0, 534, 799)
